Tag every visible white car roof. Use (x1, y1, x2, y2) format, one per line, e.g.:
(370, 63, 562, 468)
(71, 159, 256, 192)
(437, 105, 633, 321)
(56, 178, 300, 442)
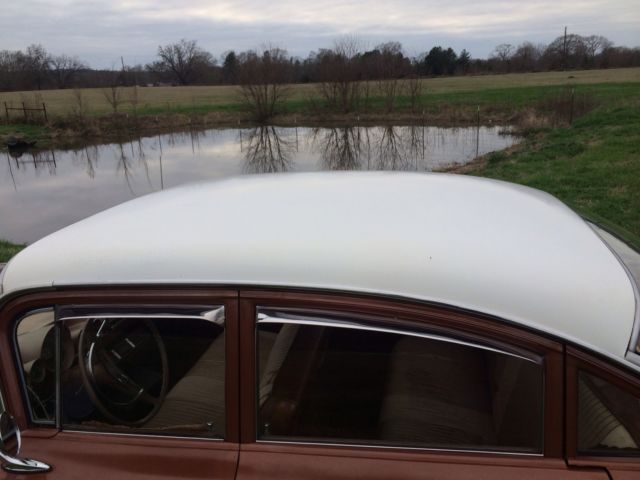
(1, 172, 637, 367)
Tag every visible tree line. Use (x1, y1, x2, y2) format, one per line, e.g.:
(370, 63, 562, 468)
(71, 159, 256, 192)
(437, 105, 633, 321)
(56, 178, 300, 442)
(1, 32, 639, 93)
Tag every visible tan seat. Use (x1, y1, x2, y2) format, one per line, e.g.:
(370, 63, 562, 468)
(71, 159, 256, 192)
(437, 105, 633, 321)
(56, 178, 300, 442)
(145, 332, 227, 434)
(379, 337, 495, 447)
(578, 375, 637, 450)
(146, 327, 284, 435)
(258, 325, 324, 436)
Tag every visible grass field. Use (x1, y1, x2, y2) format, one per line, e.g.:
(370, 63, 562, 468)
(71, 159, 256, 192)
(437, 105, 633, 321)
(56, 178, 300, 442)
(0, 240, 24, 263)
(0, 67, 638, 118)
(466, 101, 640, 248)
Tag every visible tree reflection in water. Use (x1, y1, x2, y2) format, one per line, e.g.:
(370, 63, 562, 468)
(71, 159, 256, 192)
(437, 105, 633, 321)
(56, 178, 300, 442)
(375, 126, 428, 171)
(243, 126, 293, 173)
(311, 126, 368, 170)
(311, 125, 427, 172)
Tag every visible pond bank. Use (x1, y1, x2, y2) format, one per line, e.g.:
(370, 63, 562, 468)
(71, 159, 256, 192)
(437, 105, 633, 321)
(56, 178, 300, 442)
(1, 106, 526, 153)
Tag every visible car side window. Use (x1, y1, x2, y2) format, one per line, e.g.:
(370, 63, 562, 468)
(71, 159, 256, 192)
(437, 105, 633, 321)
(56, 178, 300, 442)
(256, 309, 544, 453)
(16, 305, 226, 438)
(16, 308, 56, 423)
(578, 371, 640, 455)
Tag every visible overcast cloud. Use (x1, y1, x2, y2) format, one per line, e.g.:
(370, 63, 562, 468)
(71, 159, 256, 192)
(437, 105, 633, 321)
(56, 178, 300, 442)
(1, 0, 638, 67)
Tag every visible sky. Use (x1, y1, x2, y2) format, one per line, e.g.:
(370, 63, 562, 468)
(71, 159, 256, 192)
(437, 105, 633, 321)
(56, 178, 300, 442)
(1, 0, 639, 68)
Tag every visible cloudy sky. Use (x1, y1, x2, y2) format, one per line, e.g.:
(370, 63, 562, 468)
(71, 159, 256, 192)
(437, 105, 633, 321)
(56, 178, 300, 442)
(2, 0, 638, 67)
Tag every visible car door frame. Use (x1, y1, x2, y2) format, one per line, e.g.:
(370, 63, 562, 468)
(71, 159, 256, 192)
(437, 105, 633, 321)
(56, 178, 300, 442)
(235, 289, 594, 479)
(0, 286, 241, 479)
(566, 345, 640, 479)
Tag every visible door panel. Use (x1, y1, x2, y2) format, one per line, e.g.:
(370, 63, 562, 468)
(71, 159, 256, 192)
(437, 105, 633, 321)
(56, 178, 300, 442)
(566, 347, 640, 480)
(237, 291, 576, 480)
(237, 445, 608, 480)
(7, 433, 238, 480)
(0, 289, 240, 479)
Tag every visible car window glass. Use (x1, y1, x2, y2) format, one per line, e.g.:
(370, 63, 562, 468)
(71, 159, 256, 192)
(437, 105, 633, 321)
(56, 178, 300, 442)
(16, 308, 56, 423)
(578, 371, 640, 456)
(16, 306, 226, 438)
(256, 310, 544, 453)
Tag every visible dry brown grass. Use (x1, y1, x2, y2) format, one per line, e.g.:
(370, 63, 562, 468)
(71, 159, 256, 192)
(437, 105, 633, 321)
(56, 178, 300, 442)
(0, 67, 638, 118)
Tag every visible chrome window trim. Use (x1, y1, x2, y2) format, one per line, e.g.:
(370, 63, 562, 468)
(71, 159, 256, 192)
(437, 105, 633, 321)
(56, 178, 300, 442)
(257, 311, 541, 364)
(57, 308, 225, 325)
(62, 429, 225, 442)
(0, 375, 4, 414)
(255, 438, 543, 457)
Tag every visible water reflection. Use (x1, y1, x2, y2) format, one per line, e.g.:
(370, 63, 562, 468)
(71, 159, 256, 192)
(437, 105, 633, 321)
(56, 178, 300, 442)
(243, 127, 294, 173)
(1, 125, 518, 243)
(4, 149, 58, 191)
(312, 127, 368, 170)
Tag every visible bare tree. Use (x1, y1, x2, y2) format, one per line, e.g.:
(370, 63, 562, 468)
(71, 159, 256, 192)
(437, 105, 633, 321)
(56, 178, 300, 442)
(103, 85, 122, 113)
(511, 42, 543, 71)
(0, 50, 21, 90)
(148, 39, 214, 85)
(583, 35, 613, 65)
(491, 44, 514, 71)
(102, 69, 123, 113)
(237, 47, 291, 121)
(129, 85, 140, 116)
(71, 88, 88, 118)
(24, 44, 51, 90)
(493, 44, 515, 62)
(315, 36, 363, 113)
(543, 34, 588, 69)
(50, 54, 87, 88)
(405, 74, 423, 112)
(375, 42, 408, 112)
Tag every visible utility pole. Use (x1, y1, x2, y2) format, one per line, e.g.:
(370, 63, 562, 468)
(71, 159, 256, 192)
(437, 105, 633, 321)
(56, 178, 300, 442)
(562, 26, 568, 70)
(121, 56, 127, 85)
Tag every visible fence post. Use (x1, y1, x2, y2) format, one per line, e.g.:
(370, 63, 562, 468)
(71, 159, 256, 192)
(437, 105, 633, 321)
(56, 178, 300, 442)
(476, 106, 481, 158)
(4, 102, 8, 122)
(22, 102, 27, 121)
(569, 88, 575, 125)
(42, 103, 48, 123)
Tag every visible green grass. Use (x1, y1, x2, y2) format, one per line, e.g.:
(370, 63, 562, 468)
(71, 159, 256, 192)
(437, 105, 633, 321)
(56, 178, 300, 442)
(0, 239, 25, 263)
(470, 103, 640, 249)
(0, 124, 49, 141)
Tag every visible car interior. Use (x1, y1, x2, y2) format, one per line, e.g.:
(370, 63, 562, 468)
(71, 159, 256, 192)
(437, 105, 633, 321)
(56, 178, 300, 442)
(256, 320, 544, 453)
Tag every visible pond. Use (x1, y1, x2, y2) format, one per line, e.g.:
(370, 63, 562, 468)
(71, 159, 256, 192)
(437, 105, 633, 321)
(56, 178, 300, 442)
(0, 125, 519, 244)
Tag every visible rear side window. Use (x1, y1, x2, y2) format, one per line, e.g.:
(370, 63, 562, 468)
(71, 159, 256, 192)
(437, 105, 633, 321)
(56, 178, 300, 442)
(256, 309, 544, 453)
(578, 371, 640, 456)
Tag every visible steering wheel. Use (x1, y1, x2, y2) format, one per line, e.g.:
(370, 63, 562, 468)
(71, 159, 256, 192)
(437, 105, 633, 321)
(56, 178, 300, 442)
(78, 318, 169, 427)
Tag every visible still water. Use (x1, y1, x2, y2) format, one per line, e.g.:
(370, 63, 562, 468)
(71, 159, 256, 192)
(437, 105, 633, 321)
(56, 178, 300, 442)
(1, 125, 518, 244)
